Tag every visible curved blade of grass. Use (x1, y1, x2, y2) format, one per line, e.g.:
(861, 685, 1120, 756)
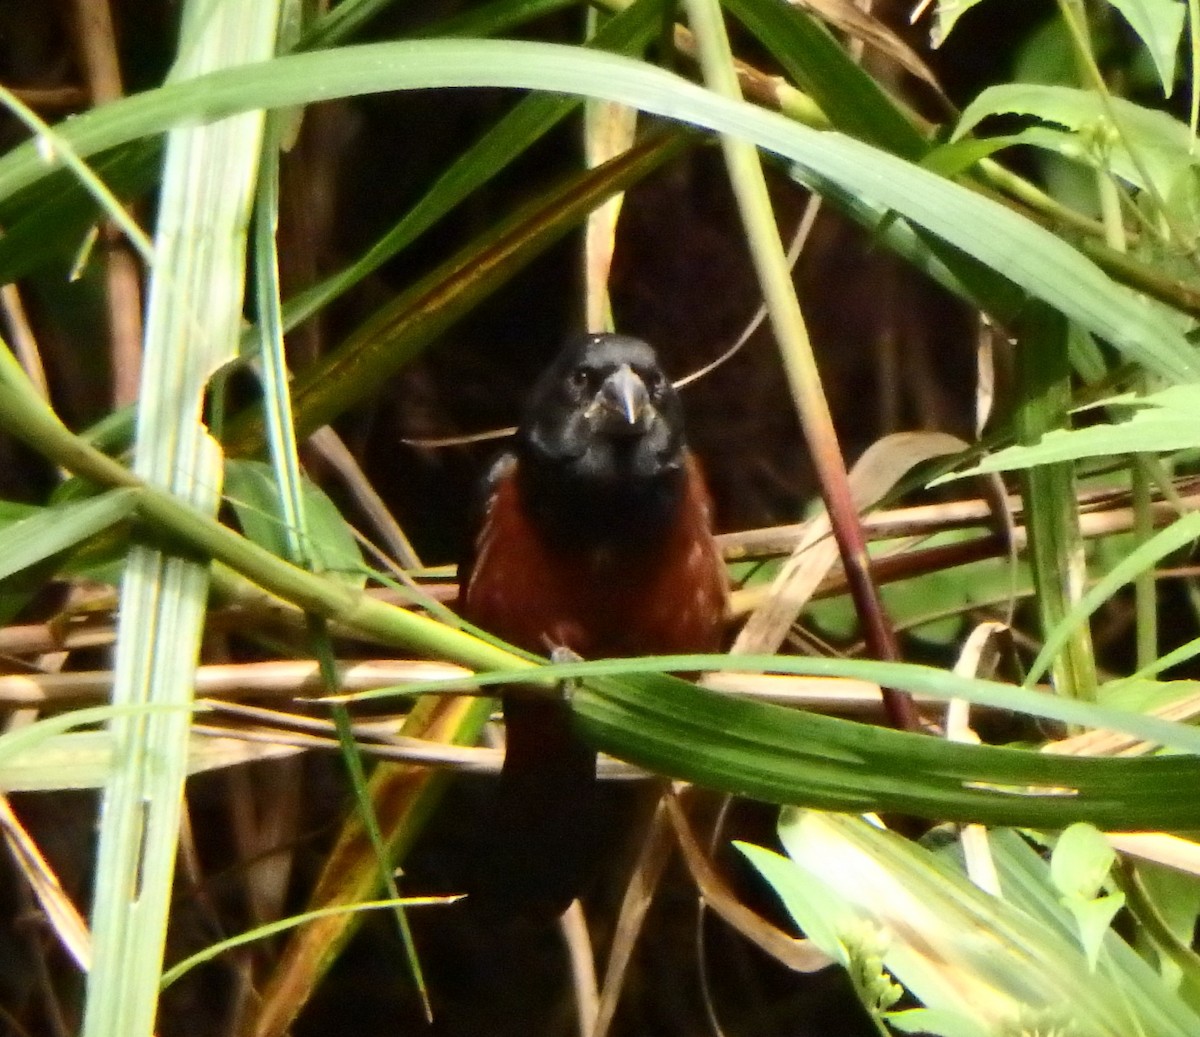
(0, 41, 1190, 379)
(571, 668, 1200, 829)
(723, 0, 926, 157)
(1026, 511, 1200, 688)
(224, 126, 687, 455)
(358, 652, 1200, 757)
(159, 896, 458, 992)
(337, 653, 1200, 827)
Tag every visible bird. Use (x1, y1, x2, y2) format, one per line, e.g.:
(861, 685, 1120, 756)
(457, 332, 729, 916)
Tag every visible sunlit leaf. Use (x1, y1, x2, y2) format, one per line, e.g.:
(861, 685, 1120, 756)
(0, 488, 136, 581)
(954, 83, 1198, 198)
(935, 385, 1200, 475)
(1107, 0, 1187, 96)
(1052, 823, 1118, 902)
(1052, 823, 1123, 970)
(930, 0, 989, 48)
(225, 459, 364, 586)
(740, 811, 1200, 1036)
(885, 1008, 989, 1037)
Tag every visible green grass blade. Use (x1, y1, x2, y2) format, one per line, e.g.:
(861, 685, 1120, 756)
(80, 4, 281, 1035)
(224, 127, 687, 454)
(1027, 511, 1200, 687)
(277, 0, 667, 333)
(723, 0, 927, 157)
(1013, 306, 1098, 700)
(159, 897, 454, 991)
(0, 486, 136, 581)
(0, 42, 1189, 379)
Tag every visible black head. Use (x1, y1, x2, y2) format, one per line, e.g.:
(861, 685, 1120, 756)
(519, 333, 685, 483)
(516, 334, 687, 544)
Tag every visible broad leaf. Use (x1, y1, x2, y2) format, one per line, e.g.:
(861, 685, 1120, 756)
(225, 459, 364, 585)
(740, 811, 1200, 1036)
(1108, 0, 1187, 96)
(954, 83, 1198, 199)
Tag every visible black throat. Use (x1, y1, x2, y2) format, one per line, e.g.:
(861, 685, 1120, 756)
(516, 449, 685, 551)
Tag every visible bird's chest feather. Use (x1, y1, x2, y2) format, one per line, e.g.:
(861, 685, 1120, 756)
(462, 457, 727, 658)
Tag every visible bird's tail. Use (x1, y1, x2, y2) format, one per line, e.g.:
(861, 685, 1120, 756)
(473, 696, 599, 918)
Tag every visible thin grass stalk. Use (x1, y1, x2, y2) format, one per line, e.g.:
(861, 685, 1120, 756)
(251, 85, 434, 1013)
(248, 124, 436, 987)
(1133, 452, 1159, 670)
(680, 0, 917, 729)
(1062, 0, 1158, 673)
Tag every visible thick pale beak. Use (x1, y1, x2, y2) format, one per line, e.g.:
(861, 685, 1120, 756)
(595, 364, 650, 432)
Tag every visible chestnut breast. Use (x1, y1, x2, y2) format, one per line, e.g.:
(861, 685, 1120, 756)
(462, 454, 728, 659)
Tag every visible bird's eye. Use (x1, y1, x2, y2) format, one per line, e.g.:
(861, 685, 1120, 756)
(569, 367, 592, 391)
(646, 370, 667, 399)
